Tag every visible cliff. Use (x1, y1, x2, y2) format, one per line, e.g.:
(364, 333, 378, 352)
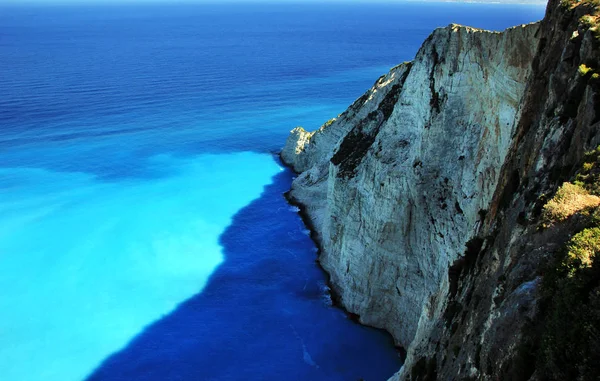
(282, 0, 600, 379)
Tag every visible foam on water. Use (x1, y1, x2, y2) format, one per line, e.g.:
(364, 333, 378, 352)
(0, 152, 280, 381)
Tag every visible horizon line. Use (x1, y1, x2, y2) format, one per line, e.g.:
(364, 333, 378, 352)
(0, 0, 549, 5)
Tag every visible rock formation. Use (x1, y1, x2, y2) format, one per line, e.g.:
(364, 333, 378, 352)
(282, 0, 600, 379)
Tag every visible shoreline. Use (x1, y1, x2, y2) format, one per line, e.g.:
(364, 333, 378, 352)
(278, 153, 407, 364)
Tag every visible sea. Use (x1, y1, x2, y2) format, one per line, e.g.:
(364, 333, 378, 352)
(0, 2, 545, 381)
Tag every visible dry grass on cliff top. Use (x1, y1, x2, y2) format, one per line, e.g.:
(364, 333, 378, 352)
(542, 147, 600, 226)
(542, 182, 600, 224)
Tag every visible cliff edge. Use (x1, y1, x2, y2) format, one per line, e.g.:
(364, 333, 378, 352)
(282, 0, 600, 379)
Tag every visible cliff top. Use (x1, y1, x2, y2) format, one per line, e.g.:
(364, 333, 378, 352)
(445, 21, 541, 34)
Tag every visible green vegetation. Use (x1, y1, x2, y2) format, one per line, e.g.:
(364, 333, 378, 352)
(580, 14, 597, 27)
(562, 0, 600, 41)
(323, 118, 336, 129)
(542, 146, 600, 226)
(538, 146, 600, 380)
(574, 145, 600, 194)
(567, 227, 600, 269)
(542, 182, 600, 225)
(561, 0, 600, 9)
(579, 63, 593, 76)
(538, 227, 600, 380)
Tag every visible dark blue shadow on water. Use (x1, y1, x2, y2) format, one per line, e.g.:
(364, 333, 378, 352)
(86, 156, 402, 381)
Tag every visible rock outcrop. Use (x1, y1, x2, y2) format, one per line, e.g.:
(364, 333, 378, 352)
(282, 0, 600, 379)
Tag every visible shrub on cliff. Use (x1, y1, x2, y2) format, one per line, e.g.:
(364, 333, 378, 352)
(564, 0, 600, 41)
(567, 227, 600, 270)
(561, 0, 600, 10)
(539, 228, 600, 380)
(538, 147, 600, 380)
(541, 182, 600, 225)
(574, 145, 600, 195)
(542, 147, 600, 227)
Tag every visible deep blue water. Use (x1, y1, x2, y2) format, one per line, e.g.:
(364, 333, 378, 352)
(0, 2, 545, 381)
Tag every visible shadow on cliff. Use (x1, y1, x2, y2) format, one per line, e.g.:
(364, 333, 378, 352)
(84, 156, 402, 381)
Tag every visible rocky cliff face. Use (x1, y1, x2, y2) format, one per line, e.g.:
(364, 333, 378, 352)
(282, 0, 600, 379)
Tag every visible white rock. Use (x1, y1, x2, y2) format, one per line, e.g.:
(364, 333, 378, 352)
(281, 22, 541, 377)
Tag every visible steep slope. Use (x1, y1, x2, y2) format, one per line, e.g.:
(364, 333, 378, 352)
(282, 19, 540, 350)
(401, 1, 600, 379)
(281, 0, 600, 379)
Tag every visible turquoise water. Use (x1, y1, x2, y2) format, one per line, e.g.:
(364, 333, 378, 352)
(0, 2, 546, 380)
(0, 153, 280, 381)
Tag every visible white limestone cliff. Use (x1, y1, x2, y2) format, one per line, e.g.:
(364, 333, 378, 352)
(281, 22, 541, 377)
